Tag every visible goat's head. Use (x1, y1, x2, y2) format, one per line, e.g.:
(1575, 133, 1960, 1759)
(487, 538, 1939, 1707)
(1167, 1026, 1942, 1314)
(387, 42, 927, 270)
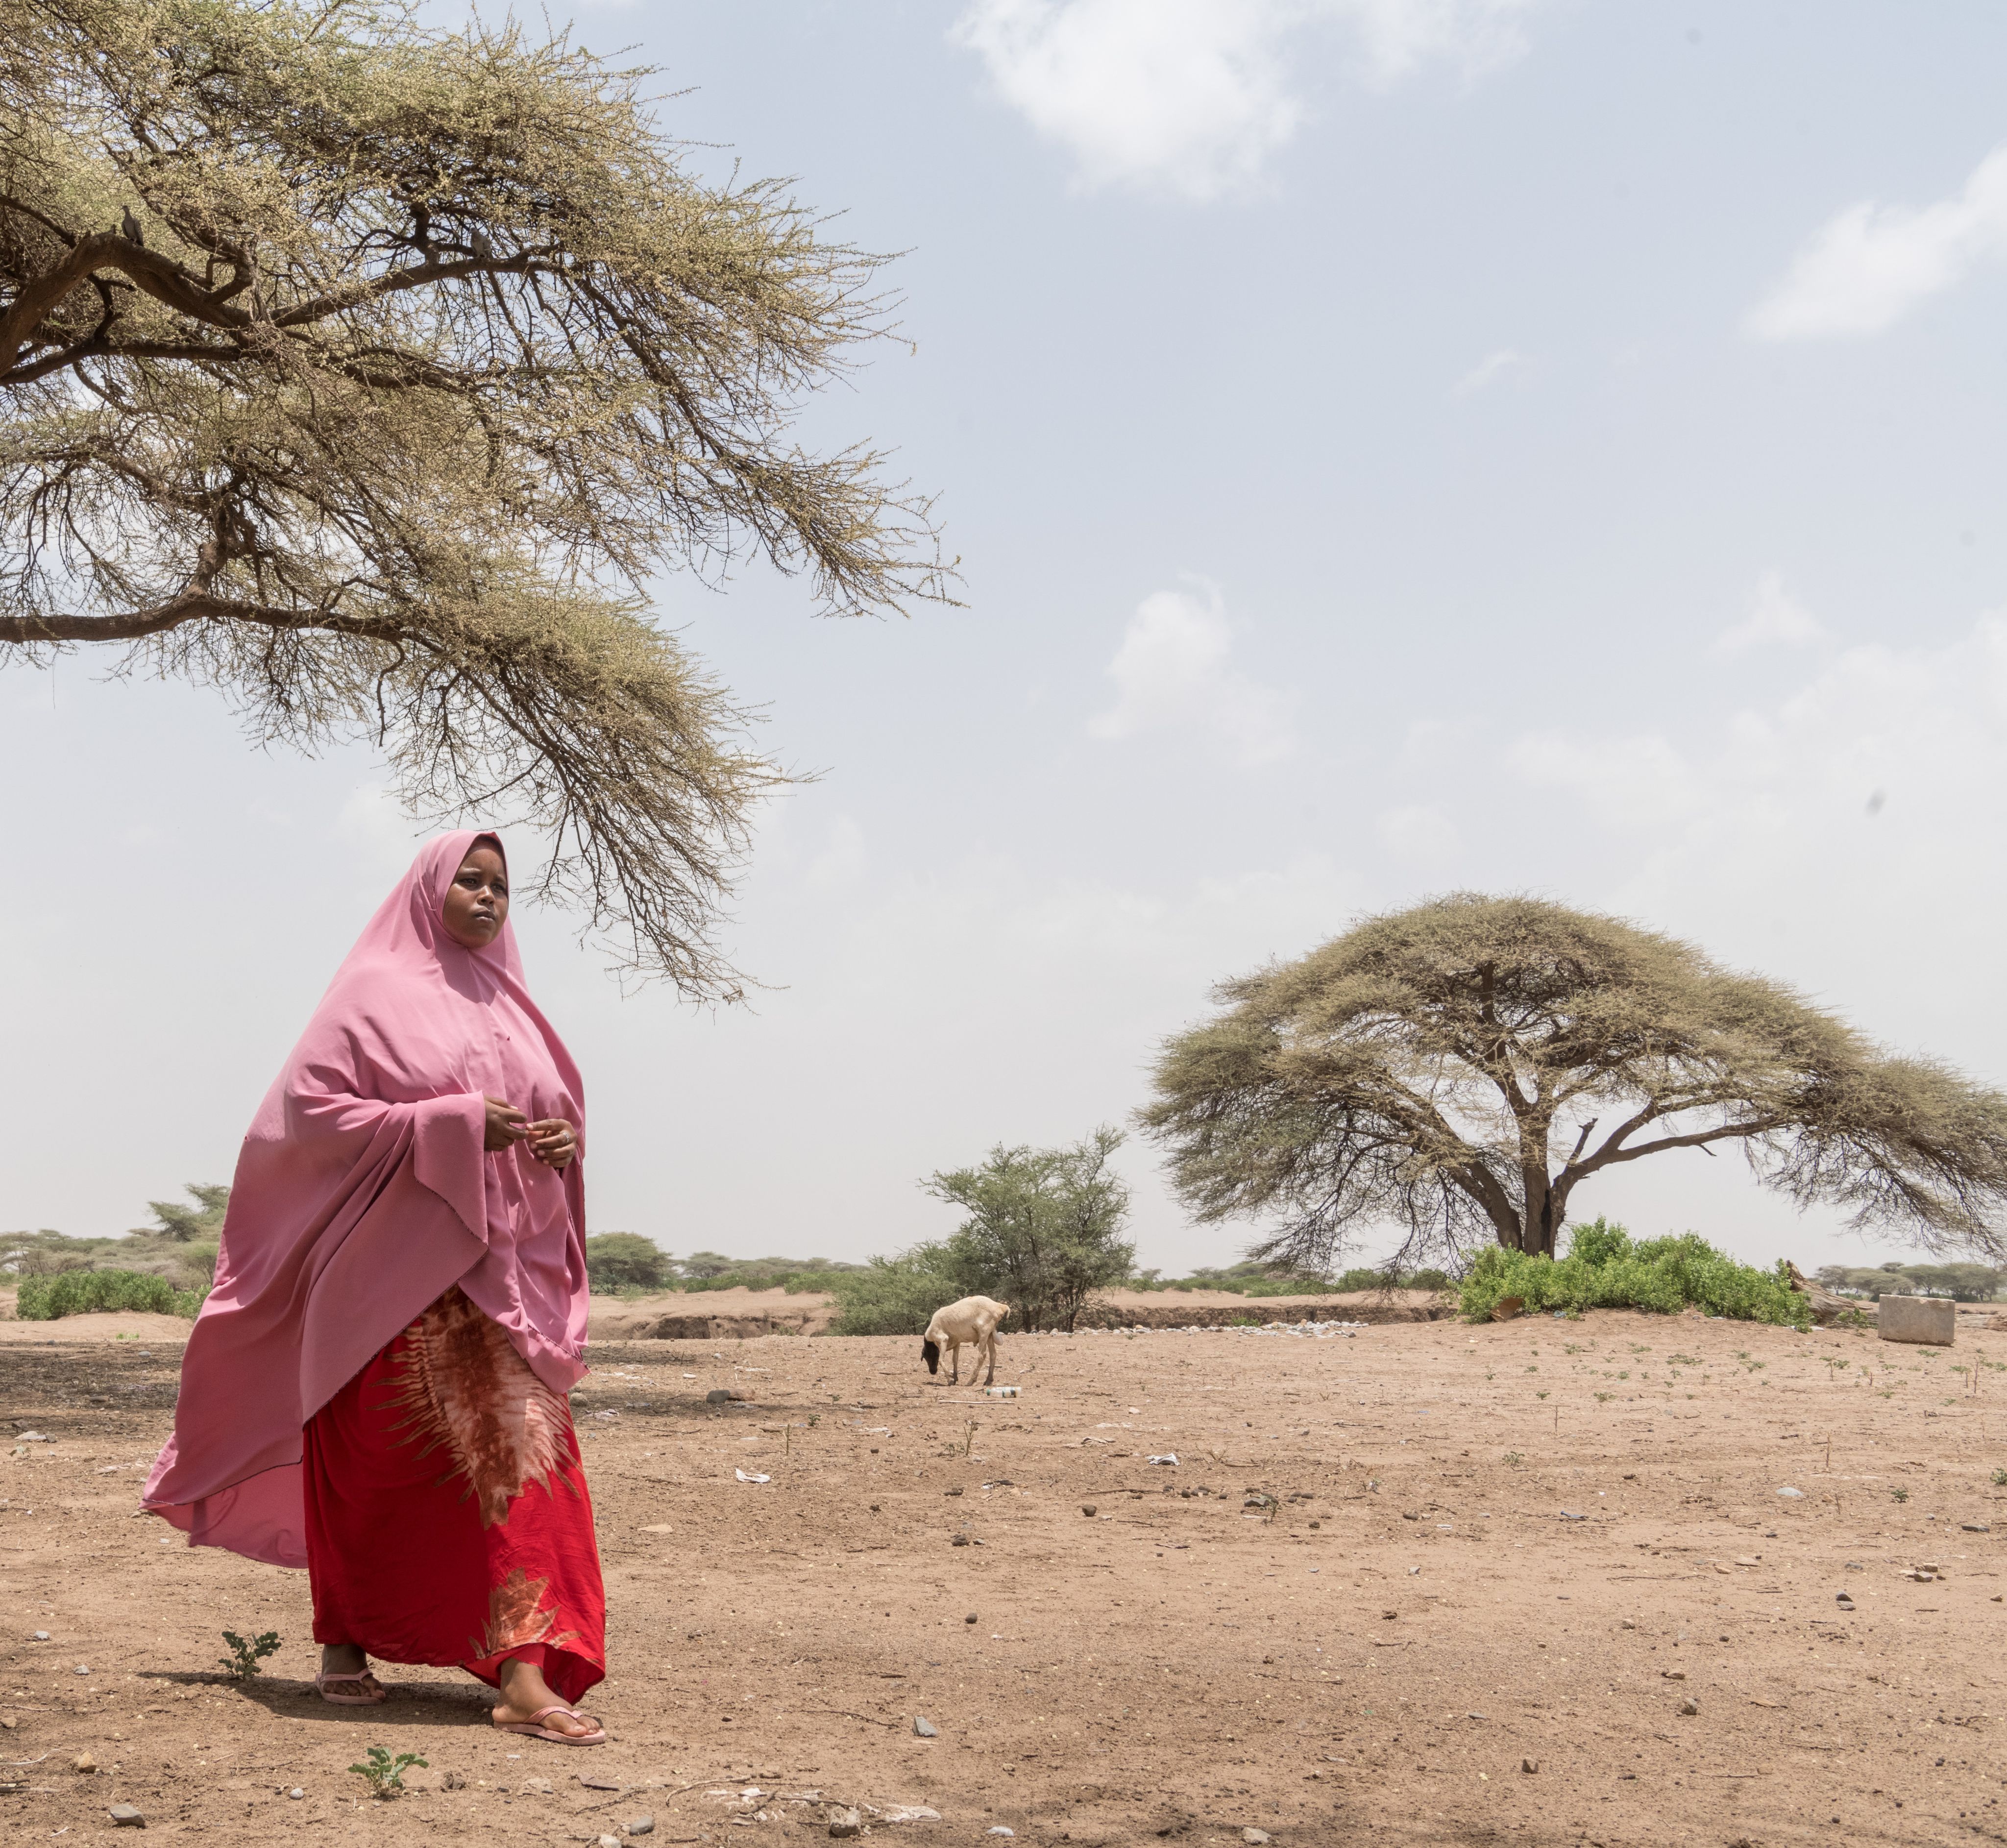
(921, 1337, 941, 1375)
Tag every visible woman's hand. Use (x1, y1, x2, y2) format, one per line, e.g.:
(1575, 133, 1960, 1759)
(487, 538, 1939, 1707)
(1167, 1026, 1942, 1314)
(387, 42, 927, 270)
(483, 1095, 530, 1152)
(525, 1118, 579, 1169)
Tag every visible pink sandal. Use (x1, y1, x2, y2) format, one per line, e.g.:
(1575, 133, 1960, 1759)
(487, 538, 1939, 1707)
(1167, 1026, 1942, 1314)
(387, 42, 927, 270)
(314, 1669, 388, 1705)
(493, 1704, 607, 1746)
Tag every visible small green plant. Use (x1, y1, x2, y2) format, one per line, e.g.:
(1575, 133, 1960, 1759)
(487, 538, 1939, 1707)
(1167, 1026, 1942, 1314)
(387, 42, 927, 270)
(1503, 1451, 1524, 1467)
(1891, 1487, 1909, 1504)
(348, 1746, 427, 1800)
(1990, 1468, 2007, 1487)
(1594, 1391, 1613, 1403)
(218, 1629, 280, 1679)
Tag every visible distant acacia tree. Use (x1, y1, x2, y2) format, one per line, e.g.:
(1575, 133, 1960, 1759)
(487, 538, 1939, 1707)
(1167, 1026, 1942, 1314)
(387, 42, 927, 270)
(0, 0, 948, 994)
(143, 1182, 229, 1242)
(1143, 894, 2007, 1269)
(924, 1127, 1135, 1333)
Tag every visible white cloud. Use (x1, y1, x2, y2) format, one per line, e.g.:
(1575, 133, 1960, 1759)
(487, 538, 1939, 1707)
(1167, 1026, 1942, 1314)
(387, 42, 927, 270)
(1709, 570, 1825, 659)
(1748, 144, 2007, 340)
(1088, 584, 1295, 764)
(1451, 346, 1530, 397)
(952, 0, 1542, 201)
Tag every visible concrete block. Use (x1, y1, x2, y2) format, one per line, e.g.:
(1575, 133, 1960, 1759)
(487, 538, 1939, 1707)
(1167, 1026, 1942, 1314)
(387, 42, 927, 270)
(1877, 1294, 1956, 1345)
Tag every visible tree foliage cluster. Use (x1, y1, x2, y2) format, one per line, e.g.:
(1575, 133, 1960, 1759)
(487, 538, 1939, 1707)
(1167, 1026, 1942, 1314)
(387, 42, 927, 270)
(581, 1232, 861, 1295)
(830, 1128, 1135, 1335)
(17, 1265, 206, 1317)
(1456, 1218, 1810, 1328)
(0, 0, 947, 991)
(1131, 1258, 1452, 1295)
(2, 1182, 227, 1294)
(1147, 894, 2007, 1272)
(1814, 1260, 2004, 1302)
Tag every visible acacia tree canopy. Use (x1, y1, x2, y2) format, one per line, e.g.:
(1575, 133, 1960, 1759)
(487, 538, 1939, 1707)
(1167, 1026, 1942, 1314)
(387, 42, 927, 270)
(0, 0, 949, 993)
(1142, 894, 2007, 1267)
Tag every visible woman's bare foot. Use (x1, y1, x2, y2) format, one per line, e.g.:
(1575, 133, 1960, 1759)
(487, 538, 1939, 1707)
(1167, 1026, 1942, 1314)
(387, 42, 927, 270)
(317, 1642, 387, 1702)
(491, 1656, 601, 1739)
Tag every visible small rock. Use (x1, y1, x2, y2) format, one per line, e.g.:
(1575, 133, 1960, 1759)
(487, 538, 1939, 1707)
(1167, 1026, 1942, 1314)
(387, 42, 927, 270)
(951, 1533, 971, 1547)
(1081, 1505, 1097, 1517)
(30, 1631, 48, 1642)
(987, 1832, 1016, 1840)
(288, 1788, 305, 1800)
(877, 1805, 942, 1823)
(443, 1770, 467, 1791)
(72, 1753, 97, 1774)
(1962, 1524, 1991, 1533)
(705, 1388, 733, 1404)
(73, 1664, 90, 1676)
(945, 1487, 963, 1497)
(1677, 1697, 1699, 1716)
(1242, 1831, 1273, 1846)
(1620, 1619, 1637, 1630)
(913, 1715, 939, 1738)
(965, 1613, 979, 1624)
(1559, 1510, 1586, 1522)
(579, 1774, 622, 1791)
(1777, 1486, 1806, 1499)
(1520, 1758, 1538, 1775)
(626, 1815, 655, 1836)
(108, 1804, 144, 1828)
(1836, 1594, 1855, 1606)
(598, 1835, 621, 1848)
(1381, 1610, 1397, 1621)
(826, 1805, 862, 1838)
(1662, 1670, 1687, 1681)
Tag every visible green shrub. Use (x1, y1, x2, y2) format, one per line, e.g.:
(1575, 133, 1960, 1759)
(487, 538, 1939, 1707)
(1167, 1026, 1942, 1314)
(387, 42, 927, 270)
(1457, 1220, 1808, 1329)
(16, 1268, 206, 1320)
(583, 1233, 672, 1293)
(827, 1243, 972, 1337)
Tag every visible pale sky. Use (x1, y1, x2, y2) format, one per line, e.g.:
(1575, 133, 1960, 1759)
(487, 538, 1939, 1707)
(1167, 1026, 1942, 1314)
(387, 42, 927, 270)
(9, 0, 2007, 1277)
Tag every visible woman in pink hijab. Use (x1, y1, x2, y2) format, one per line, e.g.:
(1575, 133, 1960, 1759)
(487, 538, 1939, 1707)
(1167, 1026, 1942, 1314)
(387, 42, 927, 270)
(144, 831, 608, 1744)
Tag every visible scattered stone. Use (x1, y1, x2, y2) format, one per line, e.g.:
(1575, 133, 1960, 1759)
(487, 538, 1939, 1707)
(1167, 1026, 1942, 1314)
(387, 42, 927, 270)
(598, 1835, 620, 1848)
(965, 1614, 979, 1624)
(1520, 1759, 1538, 1775)
(1559, 1511, 1586, 1522)
(877, 1805, 942, 1823)
(912, 1715, 939, 1738)
(1677, 1697, 1699, 1716)
(826, 1805, 863, 1838)
(1777, 1486, 1806, 1500)
(1620, 1620, 1637, 1630)
(1962, 1524, 1991, 1533)
(1662, 1669, 1686, 1680)
(580, 1774, 622, 1792)
(72, 1753, 96, 1774)
(1381, 1610, 1397, 1621)
(288, 1788, 305, 1799)
(945, 1487, 963, 1497)
(705, 1388, 733, 1404)
(1242, 1831, 1273, 1845)
(73, 1664, 90, 1676)
(626, 1815, 655, 1836)
(1836, 1594, 1855, 1607)
(29, 1632, 48, 1643)
(1081, 1506, 1097, 1517)
(951, 1534, 971, 1547)
(987, 1832, 1016, 1840)
(107, 1805, 144, 1828)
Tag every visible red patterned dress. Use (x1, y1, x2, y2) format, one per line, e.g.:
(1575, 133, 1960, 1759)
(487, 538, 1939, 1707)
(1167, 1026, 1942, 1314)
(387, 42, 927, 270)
(301, 1288, 606, 1704)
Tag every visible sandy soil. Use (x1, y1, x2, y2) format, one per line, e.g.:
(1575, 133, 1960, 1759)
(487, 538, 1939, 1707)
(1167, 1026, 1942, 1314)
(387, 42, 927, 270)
(580, 1288, 1450, 1341)
(1, 1309, 2002, 1845)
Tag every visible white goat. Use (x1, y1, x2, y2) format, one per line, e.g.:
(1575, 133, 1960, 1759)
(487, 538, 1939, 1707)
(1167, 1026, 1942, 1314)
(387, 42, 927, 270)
(921, 1296, 1010, 1386)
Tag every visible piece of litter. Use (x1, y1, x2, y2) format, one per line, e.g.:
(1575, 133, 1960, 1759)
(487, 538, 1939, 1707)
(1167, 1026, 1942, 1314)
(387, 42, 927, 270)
(1777, 1486, 1806, 1499)
(986, 1831, 1015, 1840)
(1147, 1454, 1178, 1466)
(1559, 1510, 1586, 1522)
(734, 1470, 770, 1484)
(983, 1386, 1019, 1398)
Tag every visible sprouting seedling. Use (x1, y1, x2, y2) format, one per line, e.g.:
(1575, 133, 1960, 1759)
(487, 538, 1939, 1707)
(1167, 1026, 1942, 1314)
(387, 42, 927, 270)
(219, 1629, 280, 1679)
(962, 1420, 979, 1458)
(349, 1746, 427, 1800)
(1891, 1487, 1909, 1504)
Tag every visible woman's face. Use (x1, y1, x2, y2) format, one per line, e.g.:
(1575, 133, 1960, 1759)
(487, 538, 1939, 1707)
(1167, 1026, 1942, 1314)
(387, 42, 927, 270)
(441, 844, 509, 950)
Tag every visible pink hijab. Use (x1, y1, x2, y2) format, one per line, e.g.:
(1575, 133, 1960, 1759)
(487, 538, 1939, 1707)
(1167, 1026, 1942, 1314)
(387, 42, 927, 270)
(143, 830, 589, 1568)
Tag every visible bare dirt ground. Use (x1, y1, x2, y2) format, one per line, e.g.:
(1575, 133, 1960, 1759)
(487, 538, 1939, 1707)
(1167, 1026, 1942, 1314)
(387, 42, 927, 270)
(1, 1309, 2002, 1846)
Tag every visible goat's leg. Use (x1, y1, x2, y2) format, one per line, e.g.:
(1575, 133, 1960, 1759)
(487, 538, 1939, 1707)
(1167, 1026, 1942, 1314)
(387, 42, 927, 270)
(981, 1331, 998, 1386)
(947, 1341, 960, 1386)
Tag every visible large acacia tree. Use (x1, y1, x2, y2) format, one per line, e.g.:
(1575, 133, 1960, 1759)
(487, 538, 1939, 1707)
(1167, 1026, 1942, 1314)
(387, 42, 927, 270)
(0, 0, 948, 994)
(1144, 894, 2007, 1268)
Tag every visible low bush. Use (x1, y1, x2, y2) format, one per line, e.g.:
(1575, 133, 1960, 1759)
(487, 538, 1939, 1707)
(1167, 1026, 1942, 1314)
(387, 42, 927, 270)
(826, 1244, 971, 1337)
(16, 1267, 207, 1320)
(1457, 1220, 1808, 1329)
